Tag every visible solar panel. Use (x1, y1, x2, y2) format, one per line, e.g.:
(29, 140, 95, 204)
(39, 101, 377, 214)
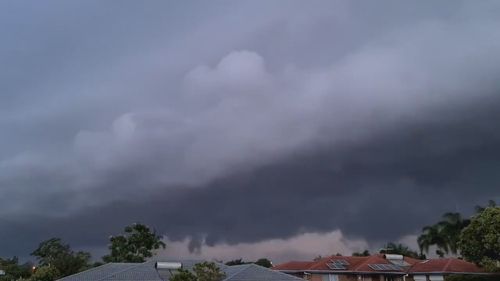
(327, 263, 346, 270)
(368, 264, 401, 271)
(327, 260, 348, 270)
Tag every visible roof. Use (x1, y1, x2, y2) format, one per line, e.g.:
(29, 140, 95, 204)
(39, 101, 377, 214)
(409, 258, 487, 274)
(155, 260, 228, 281)
(223, 264, 305, 281)
(273, 255, 416, 274)
(58, 262, 162, 281)
(274, 255, 489, 276)
(58, 260, 300, 281)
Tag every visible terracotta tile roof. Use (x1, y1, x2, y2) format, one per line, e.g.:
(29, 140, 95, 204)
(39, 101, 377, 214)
(272, 261, 316, 271)
(408, 258, 486, 274)
(403, 256, 421, 266)
(273, 255, 408, 274)
(274, 255, 490, 275)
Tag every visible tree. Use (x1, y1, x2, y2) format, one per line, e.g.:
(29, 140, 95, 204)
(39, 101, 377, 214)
(416, 200, 498, 259)
(254, 258, 272, 268)
(380, 242, 421, 259)
(418, 225, 450, 256)
(170, 269, 197, 281)
(102, 223, 166, 263)
(313, 255, 323, 261)
(436, 212, 470, 255)
(352, 250, 370, 257)
(474, 200, 497, 214)
(459, 207, 500, 271)
(30, 266, 60, 281)
(193, 262, 226, 281)
(225, 259, 246, 266)
(31, 238, 90, 278)
(170, 262, 225, 281)
(0, 257, 33, 281)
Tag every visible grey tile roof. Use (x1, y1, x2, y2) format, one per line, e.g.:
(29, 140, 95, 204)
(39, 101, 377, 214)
(57, 262, 162, 281)
(58, 261, 299, 281)
(155, 260, 222, 281)
(223, 264, 305, 281)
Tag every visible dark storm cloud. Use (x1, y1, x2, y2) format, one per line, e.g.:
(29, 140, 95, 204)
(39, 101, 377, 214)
(5, 96, 500, 258)
(1, 0, 500, 259)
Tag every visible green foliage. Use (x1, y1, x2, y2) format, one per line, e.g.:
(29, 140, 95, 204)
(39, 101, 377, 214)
(254, 258, 272, 268)
(0, 257, 33, 281)
(30, 266, 60, 281)
(416, 200, 498, 257)
(459, 207, 500, 272)
(102, 223, 166, 263)
(170, 262, 225, 281)
(380, 242, 422, 259)
(31, 238, 90, 278)
(193, 262, 226, 281)
(225, 258, 272, 268)
(417, 212, 470, 257)
(352, 250, 371, 257)
(225, 259, 246, 266)
(170, 269, 197, 281)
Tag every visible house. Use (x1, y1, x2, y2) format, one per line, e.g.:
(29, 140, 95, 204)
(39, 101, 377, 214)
(273, 254, 494, 281)
(407, 258, 492, 281)
(57, 260, 305, 281)
(273, 254, 418, 281)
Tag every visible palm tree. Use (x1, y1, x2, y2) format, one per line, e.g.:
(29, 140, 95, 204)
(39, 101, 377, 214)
(417, 200, 497, 257)
(417, 225, 449, 256)
(436, 212, 470, 255)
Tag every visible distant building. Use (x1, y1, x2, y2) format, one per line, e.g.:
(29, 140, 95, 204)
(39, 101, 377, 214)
(273, 254, 496, 281)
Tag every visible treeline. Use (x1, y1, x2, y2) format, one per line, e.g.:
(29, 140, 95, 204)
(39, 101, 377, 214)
(0, 223, 165, 281)
(352, 242, 425, 259)
(417, 200, 496, 257)
(224, 258, 272, 268)
(0, 223, 275, 281)
(416, 200, 499, 271)
(347, 200, 499, 272)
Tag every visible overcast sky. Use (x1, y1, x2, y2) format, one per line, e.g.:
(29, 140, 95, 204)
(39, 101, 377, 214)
(1, 0, 500, 263)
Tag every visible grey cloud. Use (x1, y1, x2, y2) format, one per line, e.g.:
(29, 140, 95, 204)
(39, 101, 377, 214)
(1, 0, 500, 260)
(4, 97, 500, 258)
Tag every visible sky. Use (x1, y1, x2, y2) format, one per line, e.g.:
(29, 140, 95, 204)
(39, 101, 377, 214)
(1, 0, 500, 263)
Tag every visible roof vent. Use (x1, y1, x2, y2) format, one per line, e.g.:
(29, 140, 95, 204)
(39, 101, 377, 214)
(155, 262, 182, 270)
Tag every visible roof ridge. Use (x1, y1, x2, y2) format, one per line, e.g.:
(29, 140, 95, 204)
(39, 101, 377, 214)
(223, 264, 252, 281)
(57, 263, 115, 281)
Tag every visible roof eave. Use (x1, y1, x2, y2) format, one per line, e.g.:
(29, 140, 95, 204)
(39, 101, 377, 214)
(278, 270, 405, 275)
(410, 272, 496, 275)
